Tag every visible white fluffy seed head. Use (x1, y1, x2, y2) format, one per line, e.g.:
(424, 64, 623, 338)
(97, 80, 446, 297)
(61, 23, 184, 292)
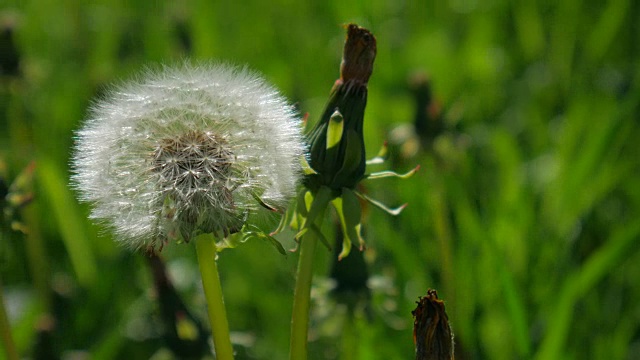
(72, 62, 305, 249)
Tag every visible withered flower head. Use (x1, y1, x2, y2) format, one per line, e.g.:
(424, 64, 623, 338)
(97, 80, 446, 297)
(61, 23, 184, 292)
(412, 289, 454, 360)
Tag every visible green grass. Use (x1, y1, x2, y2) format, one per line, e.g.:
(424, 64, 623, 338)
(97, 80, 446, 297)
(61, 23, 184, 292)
(1, 0, 640, 359)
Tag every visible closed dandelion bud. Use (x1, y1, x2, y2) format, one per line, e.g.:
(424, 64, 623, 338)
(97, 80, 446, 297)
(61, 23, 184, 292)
(72, 62, 305, 249)
(305, 24, 376, 191)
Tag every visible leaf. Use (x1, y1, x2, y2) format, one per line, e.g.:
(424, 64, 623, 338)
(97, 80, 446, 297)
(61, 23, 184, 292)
(38, 159, 97, 286)
(366, 140, 388, 165)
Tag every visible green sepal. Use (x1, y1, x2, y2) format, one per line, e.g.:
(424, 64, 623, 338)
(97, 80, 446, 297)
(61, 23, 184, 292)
(331, 129, 364, 188)
(332, 187, 365, 260)
(355, 191, 407, 216)
(294, 224, 330, 250)
(300, 156, 317, 175)
(366, 165, 420, 180)
(292, 186, 333, 251)
(304, 190, 314, 212)
(252, 192, 280, 212)
(302, 223, 332, 251)
(294, 226, 309, 241)
(290, 189, 315, 232)
(289, 211, 302, 231)
(242, 229, 287, 256)
(366, 141, 389, 165)
(215, 234, 240, 251)
(297, 190, 310, 217)
(305, 186, 333, 226)
(342, 188, 365, 250)
(326, 110, 344, 150)
(270, 206, 293, 236)
(331, 196, 351, 259)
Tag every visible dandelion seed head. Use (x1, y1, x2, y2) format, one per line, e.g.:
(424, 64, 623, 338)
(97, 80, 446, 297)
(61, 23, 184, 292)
(72, 62, 305, 249)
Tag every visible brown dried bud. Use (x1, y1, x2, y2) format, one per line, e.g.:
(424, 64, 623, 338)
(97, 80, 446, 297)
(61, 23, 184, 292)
(340, 24, 377, 86)
(412, 289, 454, 360)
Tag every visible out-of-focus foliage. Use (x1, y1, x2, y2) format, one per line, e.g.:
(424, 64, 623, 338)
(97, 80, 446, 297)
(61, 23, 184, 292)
(1, 1, 639, 359)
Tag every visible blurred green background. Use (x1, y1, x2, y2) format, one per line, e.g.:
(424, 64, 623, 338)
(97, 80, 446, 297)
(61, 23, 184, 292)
(1, 0, 640, 359)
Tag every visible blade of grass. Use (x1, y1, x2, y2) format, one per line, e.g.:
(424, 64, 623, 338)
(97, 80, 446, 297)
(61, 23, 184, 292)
(37, 158, 97, 286)
(0, 278, 19, 360)
(535, 220, 640, 360)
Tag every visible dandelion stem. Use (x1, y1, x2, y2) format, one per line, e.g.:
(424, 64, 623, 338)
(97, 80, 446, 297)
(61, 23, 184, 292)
(289, 214, 326, 360)
(0, 277, 19, 360)
(341, 316, 358, 360)
(289, 233, 317, 360)
(195, 233, 234, 360)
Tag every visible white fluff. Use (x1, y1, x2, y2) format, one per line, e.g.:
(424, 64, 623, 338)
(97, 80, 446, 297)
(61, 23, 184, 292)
(72, 62, 305, 249)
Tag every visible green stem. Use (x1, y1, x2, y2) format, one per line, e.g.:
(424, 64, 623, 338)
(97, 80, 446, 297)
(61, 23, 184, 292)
(289, 187, 332, 359)
(23, 204, 51, 311)
(289, 216, 326, 360)
(341, 315, 357, 360)
(431, 179, 455, 318)
(195, 233, 234, 360)
(0, 278, 19, 360)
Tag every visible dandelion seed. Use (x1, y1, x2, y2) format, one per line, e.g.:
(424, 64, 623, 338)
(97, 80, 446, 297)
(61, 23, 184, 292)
(72, 62, 305, 250)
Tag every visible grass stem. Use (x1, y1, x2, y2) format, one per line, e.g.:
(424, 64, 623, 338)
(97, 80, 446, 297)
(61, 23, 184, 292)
(0, 278, 19, 360)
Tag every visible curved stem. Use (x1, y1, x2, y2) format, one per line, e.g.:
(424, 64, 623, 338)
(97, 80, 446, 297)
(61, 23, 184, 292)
(0, 278, 19, 360)
(195, 233, 234, 360)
